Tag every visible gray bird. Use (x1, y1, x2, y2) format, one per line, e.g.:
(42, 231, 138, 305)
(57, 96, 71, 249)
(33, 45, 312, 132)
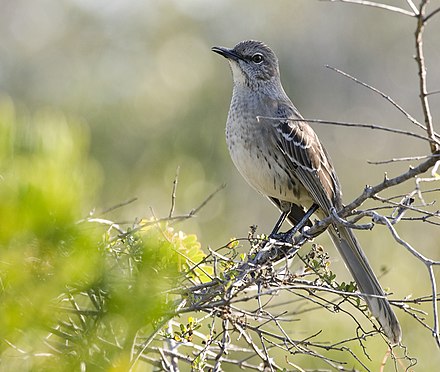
(212, 40, 401, 344)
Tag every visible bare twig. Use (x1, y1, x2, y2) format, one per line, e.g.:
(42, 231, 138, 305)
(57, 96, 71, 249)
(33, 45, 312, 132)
(101, 197, 138, 215)
(342, 155, 438, 216)
(368, 154, 440, 165)
(427, 89, 440, 96)
(257, 115, 437, 143)
(321, 0, 416, 17)
(213, 320, 230, 371)
(415, 0, 438, 153)
(406, 0, 419, 16)
(169, 166, 180, 218)
(84, 217, 126, 234)
(366, 211, 440, 348)
(179, 183, 226, 222)
(233, 322, 282, 371)
(425, 6, 440, 22)
(325, 65, 429, 134)
(114, 184, 226, 240)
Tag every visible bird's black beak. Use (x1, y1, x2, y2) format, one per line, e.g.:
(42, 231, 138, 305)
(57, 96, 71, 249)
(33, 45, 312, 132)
(211, 46, 241, 62)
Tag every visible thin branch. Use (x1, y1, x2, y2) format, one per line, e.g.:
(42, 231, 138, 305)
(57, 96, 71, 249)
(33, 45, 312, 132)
(370, 194, 439, 223)
(415, 0, 438, 153)
(167, 183, 226, 227)
(367, 212, 440, 347)
(427, 89, 440, 96)
(370, 213, 438, 265)
(116, 184, 226, 240)
(85, 217, 126, 234)
(169, 166, 180, 218)
(100, 197, 138, 215)
(428, 264, 440, 348)
(406, 0, 419, 16)
(325, 65, 429, 134)
(425, 6, 440, 22)
(129, 303, 183, 370)
(233, 322, 282, 371)
(341, 155, 438, 216)
(321, 0, 416, 17)
(258, 115, 438, 143)
(368, 154, 440, 165)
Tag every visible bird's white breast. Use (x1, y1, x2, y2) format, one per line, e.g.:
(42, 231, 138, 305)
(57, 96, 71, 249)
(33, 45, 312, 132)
(225, 94, 311, 206)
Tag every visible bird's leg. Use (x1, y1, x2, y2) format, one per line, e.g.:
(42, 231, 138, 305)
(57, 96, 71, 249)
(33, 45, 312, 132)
(272, 203, 319, 242)
(269, 210, 289, 237)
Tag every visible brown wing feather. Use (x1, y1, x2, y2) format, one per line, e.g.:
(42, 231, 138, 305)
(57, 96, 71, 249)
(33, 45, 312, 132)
(269, 101, 342, 213)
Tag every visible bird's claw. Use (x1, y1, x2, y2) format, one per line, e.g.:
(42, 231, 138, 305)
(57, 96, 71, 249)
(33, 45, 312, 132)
(268, 231, 294, 243)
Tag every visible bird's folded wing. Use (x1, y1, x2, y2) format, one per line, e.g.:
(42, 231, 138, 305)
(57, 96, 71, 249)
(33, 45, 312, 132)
(267, 101, 341, 213)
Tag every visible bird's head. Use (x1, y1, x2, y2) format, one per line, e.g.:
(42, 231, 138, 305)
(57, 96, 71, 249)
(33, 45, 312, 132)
(212, 40, 280, 89)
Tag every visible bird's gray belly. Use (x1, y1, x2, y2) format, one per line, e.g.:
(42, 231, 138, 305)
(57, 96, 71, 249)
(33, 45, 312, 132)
(226, 125, 312, 206)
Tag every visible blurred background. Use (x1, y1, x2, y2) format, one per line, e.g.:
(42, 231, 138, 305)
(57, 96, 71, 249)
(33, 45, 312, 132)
(1, 0, 439, 369)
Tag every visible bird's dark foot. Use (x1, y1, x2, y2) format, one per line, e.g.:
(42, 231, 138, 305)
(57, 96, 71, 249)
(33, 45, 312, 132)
(268, 231, 295, 243)
(269, 203, 319, 242)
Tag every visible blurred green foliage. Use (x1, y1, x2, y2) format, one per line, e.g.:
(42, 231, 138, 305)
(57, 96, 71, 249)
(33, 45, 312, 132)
(0, 98, 210, 370)
(0, 97, 102, 338)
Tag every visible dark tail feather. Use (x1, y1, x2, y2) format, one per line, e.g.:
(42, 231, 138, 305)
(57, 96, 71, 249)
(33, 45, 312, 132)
(328, 225, 402, 344)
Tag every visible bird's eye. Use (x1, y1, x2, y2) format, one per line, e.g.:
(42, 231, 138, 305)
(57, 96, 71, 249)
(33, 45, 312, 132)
(251, 53, 264, 64)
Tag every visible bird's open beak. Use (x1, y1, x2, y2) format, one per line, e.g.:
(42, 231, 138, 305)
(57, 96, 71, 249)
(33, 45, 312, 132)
(211, 46, 241, 62)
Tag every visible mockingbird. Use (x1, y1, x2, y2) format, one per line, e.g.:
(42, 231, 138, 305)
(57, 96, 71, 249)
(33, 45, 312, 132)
(212, 40, 401, 344)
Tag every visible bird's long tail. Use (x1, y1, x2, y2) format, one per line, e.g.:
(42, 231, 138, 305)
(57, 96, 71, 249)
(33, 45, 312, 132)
(328, 224, 402, 344)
